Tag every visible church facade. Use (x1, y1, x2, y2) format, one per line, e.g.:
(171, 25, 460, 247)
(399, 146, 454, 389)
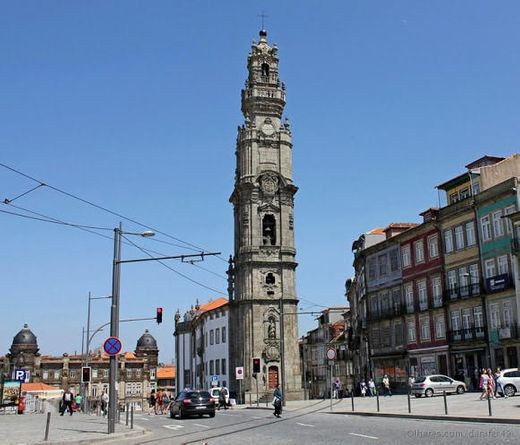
(228, 30, 303, 400)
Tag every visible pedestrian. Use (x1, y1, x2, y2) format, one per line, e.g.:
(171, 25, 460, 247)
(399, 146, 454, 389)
(217, 386, 228, 410)
(61, 389, 74, 416)
(360, 381, 367, 397)
(148, 389, 156, 415)
(273, 384, 282, 418)
(333, 379, 340, 399)
(479, 369, 489, 400)
(161, 391, 171, 413)
(74, 393, 82, 413)
(382, 375, 392, 396)
(494, 368, 506, 398)
(101, 390, 109, 416)
(368, 378, 376, 397)
(487, 369, 496, 399)
(155, 390, 164, 414)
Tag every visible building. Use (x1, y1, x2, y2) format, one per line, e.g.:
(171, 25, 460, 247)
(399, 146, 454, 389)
(156, 365, 176, 394)
(227, 29, 302, 400)
(174, 297, 229, 391)
(1, 324, 159, 411)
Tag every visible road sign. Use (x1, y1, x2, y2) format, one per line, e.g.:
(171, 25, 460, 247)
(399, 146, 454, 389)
(211, 374, 219, 384)
(103, 336, 122, 356)
(12, 368, 29, 383)
(235, 366, 244, 380)
(326, 348, 336, 360)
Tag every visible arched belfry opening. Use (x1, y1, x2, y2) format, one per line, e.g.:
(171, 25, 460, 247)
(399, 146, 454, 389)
(262, 214, 276, 245)
(261, 63, 270, 77)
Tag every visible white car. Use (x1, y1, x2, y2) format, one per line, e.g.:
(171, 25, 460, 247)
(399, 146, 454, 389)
(411, 374, 466, 397)
(209, 387, 229, 404)
(497, 368, 520, 397)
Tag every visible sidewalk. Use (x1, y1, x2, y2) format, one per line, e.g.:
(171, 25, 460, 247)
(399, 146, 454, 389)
(244, 392, 520, 424)
(0, 411, 147, 445)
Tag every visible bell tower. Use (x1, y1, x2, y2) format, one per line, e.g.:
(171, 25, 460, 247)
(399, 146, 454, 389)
(228, 30, 302, 400)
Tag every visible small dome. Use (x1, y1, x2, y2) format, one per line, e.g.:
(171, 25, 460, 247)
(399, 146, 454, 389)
(12, 324, 38, 347)
(136, 329, 157, 349)
(259, 29, 267, 37)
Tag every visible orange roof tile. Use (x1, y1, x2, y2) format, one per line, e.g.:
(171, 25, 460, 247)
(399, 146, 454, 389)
(198, 297, 228, 312)
(22, 383, 61, 392)
(157, 366, 176, 379)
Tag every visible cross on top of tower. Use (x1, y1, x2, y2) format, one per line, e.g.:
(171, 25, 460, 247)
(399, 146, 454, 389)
(257, 11, 268, 32)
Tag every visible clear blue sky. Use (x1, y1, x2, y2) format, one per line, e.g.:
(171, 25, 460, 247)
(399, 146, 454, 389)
(1, 1, 519, 364)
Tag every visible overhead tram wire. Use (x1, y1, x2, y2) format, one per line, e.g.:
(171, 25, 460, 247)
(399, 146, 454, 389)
(0, 161, 228, 262)
(122, 234, 227, 296)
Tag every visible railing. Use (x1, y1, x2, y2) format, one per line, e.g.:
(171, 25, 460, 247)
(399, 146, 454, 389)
(448, 326, 486, 342)
(367, 304, 406, 321)
(490, 324, 518, 341)
(446, 283, 481, 301)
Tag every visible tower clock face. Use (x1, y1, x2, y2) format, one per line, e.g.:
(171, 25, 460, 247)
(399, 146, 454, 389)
(261, 123, 275, 136)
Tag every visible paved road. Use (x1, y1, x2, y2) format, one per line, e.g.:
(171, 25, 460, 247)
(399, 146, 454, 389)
(108, 399, 520, 445)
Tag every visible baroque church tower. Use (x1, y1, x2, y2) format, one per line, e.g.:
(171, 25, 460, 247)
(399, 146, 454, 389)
(228, 30, 302, 400)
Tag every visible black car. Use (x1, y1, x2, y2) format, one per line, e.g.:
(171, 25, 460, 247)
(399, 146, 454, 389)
(170, 390, 215, 419)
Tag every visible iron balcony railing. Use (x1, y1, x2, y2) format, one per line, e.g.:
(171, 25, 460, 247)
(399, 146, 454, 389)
(446, 283, 481, 301)
(448, 326, 486, 342)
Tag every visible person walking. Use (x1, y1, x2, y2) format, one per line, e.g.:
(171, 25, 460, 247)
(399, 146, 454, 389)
(101, 390, 109, 417)
(368, 378, 376, 397)
(61, 389, 74, 416)
(217, 386, 228, 410)
(382, 375, 392, 396)
(273, 384, 282, 418)
(148, 389, 156, 415)
(487, 369, 496, 399)
(494, 368, 506, 398)
(360, 381, 367, 397)
(479, 369, 489, 400)
(155, 390, 164, 415)
(74, 393, 82, 413)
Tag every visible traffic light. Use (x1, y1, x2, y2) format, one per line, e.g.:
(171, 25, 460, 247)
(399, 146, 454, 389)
(252, 357, 261, 374)
(81, 366, 91, 383)
(156, 307, 163, 324)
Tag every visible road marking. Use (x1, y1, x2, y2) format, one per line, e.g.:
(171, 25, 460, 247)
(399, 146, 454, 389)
(296, 422, 315, 427)
(349, 433, 378, 440)
(163, 424, 184, 430)
(193, 423, 210, 428)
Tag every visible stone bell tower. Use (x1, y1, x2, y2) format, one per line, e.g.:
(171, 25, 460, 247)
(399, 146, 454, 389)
(228, 29, 302, 400)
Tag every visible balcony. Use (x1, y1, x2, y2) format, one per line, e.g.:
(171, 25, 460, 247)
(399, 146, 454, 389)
(448, 326, 486, 342)
(512, 237, 520, 255)
(367, 304, 406, 321)
(489, 325, 518, 342)
(446, 283, 481, 301)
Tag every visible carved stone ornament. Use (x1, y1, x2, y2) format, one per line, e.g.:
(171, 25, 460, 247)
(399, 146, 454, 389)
(264, 343, 280, 361)
(259, 246, 278, 257)
(260, 173, 279, 196)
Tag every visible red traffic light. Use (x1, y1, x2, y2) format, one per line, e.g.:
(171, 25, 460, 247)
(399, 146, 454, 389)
(252, 357, 261, 374)
(81, 366, 91, 383)
(156, 307, 163, 324)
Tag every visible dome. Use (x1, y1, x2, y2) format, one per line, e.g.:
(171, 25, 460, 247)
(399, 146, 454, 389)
(12, 324, 38, 347)
(136, 329, 157, 349)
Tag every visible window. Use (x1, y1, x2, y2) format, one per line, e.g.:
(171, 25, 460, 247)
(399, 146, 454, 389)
(54, 371, 60, 380)
(469, 264, 479, 294)
(221, 359, 227, 375)
(414, 240, 425, 264)
(262, 214, 276, 245)
(222, 326, 227, 343)
(215, 359, 220, 375)
(454, 225, 465, 250)
(405, 284, 414, 312)
(460, 188, 470, 199)
(390, 249, 399, 272)
(210, 330, 214, 345)
(92, 369, 98, 379)
(466, 221, 476, 246)
(407, 321, 416, 343)
(215, 328, 220, 344)
(485, 259, 496, 278)
(432, 276, 442, 307)
(504, 302, 513, 327)
(42, 370, 49, 380)
(444, 230, 453, 253)
(492, 210, 504, 238)
(266, 273, 275, 285)
(126, 369, 132, 379)
(418, 280, 428, 310)
(420, 318, 430, 341)
(378, 254, 388, 276)
(447, 270, 457, 299)
(394, 323, 403, 345)
(462, 308, 472, 331)
(428, 235, 438, 258)
(368, 258, 376, 279)
(498, 255, 509, 275)
(451, 310, 461, 331)
(473, 306, 483, 328)
(401, 245, 411, 268)
(505, 206, 516, 233)
(449, 192, 458, 204)
(435, 316, 445, 339)
(481, 216, 492, 241)
(458, 267, 469, 296)
(69, 369, 77, 379)
(489, 303, 500, 329)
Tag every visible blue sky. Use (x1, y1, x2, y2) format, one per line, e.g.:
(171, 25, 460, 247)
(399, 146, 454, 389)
(1, 1, 519, 364)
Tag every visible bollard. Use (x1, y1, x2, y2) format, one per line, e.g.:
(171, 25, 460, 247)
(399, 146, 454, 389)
(125, 404, 129, 426)
(487, 395, 492, 417)
(351, 391, 355, 411)
(376, 392, 380, 412)
(131, 405, 134, 429)
(117, 406, 120, 423)
(407, 391, 411, 414)
(44, 412, 51, 441)
(443, 391, 448, 415)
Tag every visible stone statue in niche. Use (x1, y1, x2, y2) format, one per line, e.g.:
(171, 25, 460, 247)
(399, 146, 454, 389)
(268, 317, 276, 339)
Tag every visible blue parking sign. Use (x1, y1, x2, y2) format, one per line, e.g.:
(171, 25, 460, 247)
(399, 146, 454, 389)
(13, 368, 29, 382)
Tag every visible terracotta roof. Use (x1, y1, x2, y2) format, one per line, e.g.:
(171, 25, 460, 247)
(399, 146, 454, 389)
(367, 228, 385, 235)
(22, 383, 61, 392)
(198, 297, 228, 312)
(157, 366, 176, 379)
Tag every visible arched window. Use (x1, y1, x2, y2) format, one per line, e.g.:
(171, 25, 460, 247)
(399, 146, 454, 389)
(261, 63, 270, 77)
(266, 273, 275, 285)
(262, 215, 276, 245)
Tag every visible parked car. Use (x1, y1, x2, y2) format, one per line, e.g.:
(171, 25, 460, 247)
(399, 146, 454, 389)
(169, 390, 215, 419)
(209, 387, 229, 405)
(411, 375, 466, 397)
(496, 368, 520, 397)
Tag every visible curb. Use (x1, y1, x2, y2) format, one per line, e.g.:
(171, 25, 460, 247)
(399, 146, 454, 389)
(327, 411, 520, 425)
(32, 425, 149, 445)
